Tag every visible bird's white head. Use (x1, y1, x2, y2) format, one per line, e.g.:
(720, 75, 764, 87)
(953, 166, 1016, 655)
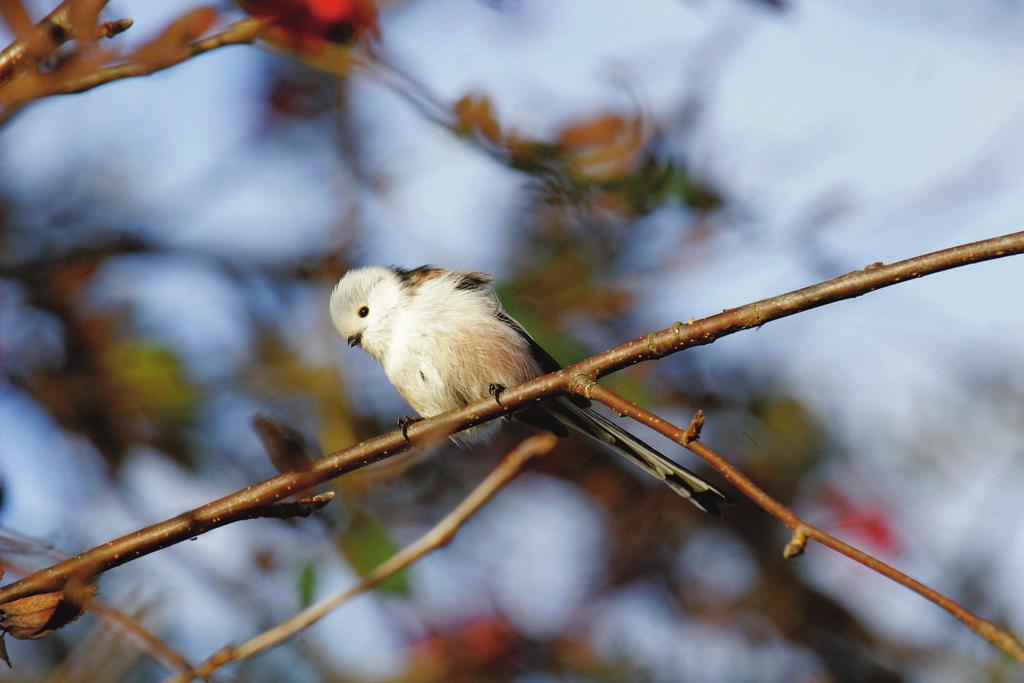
(329, 266, 405, 361)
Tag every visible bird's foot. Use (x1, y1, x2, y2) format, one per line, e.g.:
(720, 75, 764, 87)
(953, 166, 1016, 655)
(398, 414, 424, 441)
(488, 383, 506, 407)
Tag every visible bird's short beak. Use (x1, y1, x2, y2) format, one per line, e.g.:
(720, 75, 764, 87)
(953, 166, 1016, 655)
(347, 333, 362, 348)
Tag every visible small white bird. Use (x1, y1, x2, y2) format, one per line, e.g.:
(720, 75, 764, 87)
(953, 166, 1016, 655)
(330, 265, 729, 514)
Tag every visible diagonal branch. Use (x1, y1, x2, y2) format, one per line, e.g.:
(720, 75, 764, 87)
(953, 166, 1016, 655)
(164, 433, 558, 683)
(44, 18, 262, 97)
(87, 600, 193, 675)
(0, 17, 262, 125)
(0, 0, 125, 84)
(575, 383, 1024, 663)
(0, 230, 1021, 628)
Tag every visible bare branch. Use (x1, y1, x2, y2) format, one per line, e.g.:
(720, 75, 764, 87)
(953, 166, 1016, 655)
(164, 433, 558, 683)
(577, 384, 1024, 664)
(0, 17, 262, 124)
(0, 230, 1021, 650)
(87, 600, 193, 675)
(0, 1, 120, 83)
(49, 18, 262, 96)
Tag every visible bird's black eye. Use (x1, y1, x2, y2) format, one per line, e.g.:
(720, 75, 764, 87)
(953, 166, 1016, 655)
(358, 306, 369, 318)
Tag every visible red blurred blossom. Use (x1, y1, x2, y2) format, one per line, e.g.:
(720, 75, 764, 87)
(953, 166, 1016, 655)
(241, 0, 378, 52)
(817, 485, 900, 555)
(407, 614, 520, 674)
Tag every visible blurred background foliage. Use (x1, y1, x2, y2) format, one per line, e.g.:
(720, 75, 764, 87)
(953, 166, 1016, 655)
(2, 1, 1024, 682)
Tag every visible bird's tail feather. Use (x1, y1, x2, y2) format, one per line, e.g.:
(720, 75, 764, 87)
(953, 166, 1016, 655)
(547, 397, 730, 515)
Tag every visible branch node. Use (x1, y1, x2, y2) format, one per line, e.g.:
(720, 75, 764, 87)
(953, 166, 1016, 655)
(751, 304, 765, 327)
(568, 373, 597, 399)
(644, 332, 659, 356)
(683, 410, 705, 443)
(783, 525, 810, 559)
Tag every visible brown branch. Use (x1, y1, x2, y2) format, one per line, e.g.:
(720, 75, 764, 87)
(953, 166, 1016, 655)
(0, 17, 261, 124)
(47, 18, 262, 97)
(0, 231, 1022, 628)
(164, 433, 558, 683)
(87, 600, 193, 675)
(0, 0, 123, 83)
(577, 383, 1024, 663)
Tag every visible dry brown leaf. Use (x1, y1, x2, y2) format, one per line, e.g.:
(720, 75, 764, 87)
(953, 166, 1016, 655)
(454, 93, 502, 144)
(557, 113, 645, 182)
(130, 6, 218, 67)
(0, 581, 96, 640)
(1, 591, 64, 639)
(252, 414, 316, 473)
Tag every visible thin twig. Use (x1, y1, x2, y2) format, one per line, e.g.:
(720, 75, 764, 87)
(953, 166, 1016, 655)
(0, 17, 261, 125)
(353, 48, 567, 179)
(577, 383, 1024, 664)
(0, 0, 119, 83)
(49, 18, 262, 96)
(164, 433, 558, 683)
(239, 493, 335, 521)
(88, 600, 193, 675)
(0, 231, 1021, 611)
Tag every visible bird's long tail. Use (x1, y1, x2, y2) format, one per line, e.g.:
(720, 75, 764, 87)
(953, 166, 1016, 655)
(545, 397, 731, 515)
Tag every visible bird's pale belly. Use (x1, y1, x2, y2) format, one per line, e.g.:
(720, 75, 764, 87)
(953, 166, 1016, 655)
(386, 343, 538, 420)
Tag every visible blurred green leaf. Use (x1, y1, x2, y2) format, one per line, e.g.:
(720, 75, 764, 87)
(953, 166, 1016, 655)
(674, 172, 723, 213)
(99, 339, 196, 421)
(297, 560, 317, 608)
(493, 289, 588, 367)
(747, 395, 825, 483)
(601, 372, 658, 410)
(619, 157, 677, 215)
(338, 511, 409, 595)
(497, 282, 659, 409)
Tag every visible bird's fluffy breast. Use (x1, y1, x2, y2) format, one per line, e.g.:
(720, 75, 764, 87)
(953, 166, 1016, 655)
(382, 277, 541, 418)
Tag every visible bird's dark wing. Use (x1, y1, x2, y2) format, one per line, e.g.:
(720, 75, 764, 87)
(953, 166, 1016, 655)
(494, 310, 591, 437)
(451, 270, 493, 290)
(392, 265, 444, 288)
(393, 265, 493, 291)
(495, 311, 563, 374)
